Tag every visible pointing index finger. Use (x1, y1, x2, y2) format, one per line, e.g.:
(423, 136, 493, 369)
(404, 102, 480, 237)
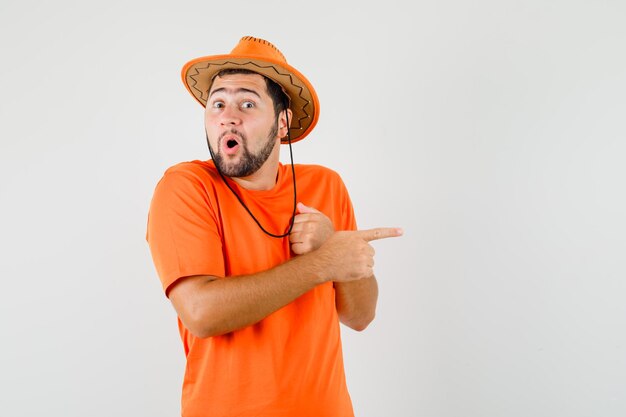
(357, 227, 404, 242)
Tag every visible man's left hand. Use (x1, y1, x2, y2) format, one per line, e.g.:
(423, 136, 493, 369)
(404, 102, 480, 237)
(289, 202, 334, 255)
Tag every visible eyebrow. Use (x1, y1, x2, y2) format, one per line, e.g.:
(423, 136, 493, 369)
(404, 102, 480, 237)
(208, 87, 262, 99)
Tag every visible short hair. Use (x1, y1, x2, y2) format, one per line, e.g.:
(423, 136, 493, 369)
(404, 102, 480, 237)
(212, 68, 290, 118)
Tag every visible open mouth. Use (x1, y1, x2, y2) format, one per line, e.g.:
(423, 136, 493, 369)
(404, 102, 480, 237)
(221, 135, 242, 155)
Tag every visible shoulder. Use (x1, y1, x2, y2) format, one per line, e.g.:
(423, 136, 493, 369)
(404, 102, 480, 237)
(154, 160, 221, 189)
(292, 164, 351, 199)
(162, 160, 217, 181)
(294, 164, 345, 183)
(149, 160, 224, 205)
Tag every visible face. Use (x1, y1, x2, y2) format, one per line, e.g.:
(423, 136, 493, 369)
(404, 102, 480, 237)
(205, 73, 286, 178)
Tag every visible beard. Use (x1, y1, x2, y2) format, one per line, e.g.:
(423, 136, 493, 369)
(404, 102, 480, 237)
(210, 121, 279, 178)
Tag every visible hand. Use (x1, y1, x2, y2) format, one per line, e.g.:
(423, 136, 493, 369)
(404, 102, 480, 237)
(314, 227, 403, 283)
(290, 202, 335, 255)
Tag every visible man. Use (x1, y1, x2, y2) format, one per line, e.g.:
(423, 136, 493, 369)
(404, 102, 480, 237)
(147, 36, 402, 417)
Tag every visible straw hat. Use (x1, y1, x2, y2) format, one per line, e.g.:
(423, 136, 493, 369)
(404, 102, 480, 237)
(181, 36, 320, 143)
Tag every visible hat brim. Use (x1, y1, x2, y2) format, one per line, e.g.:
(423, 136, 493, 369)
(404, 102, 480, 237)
(182, 54, 320, 144)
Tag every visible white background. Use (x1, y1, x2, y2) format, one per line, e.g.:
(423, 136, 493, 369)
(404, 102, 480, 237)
(1, 1, 625, 416)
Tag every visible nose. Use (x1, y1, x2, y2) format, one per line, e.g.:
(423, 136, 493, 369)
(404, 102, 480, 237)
(219, 104, 242, 126)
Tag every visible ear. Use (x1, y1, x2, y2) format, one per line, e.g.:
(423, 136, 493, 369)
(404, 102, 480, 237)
(278, 108, 293, 138)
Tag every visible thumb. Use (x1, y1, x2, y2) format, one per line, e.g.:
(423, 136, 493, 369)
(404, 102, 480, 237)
(297, 202, 321, 214)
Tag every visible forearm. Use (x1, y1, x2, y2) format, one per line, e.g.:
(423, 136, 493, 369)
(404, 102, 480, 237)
(334, 276, 378, 331)
(175, 254, 327, 338)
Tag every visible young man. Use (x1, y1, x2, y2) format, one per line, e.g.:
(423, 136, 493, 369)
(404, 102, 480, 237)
(147, 36, 402, 417)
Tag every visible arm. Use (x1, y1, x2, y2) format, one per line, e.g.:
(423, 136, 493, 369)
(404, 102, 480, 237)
(334, 276, 379, 331)
(169, 226, 398, 338)
(168, 252, 326, 338)
(290, 203, 383, 331)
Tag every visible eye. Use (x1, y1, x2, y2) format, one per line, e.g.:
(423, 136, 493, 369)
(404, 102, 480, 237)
(241, 101, 255, 109)
(211, 101, 224, 109)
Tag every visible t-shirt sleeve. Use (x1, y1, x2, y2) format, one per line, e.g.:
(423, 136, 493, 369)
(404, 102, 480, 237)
(146, 169, 225, 296)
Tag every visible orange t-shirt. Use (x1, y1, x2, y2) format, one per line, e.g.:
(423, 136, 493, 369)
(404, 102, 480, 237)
(147, 160, 357, 417)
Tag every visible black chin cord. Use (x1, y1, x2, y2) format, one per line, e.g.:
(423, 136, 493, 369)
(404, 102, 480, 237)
(204, 109, 297, 239)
